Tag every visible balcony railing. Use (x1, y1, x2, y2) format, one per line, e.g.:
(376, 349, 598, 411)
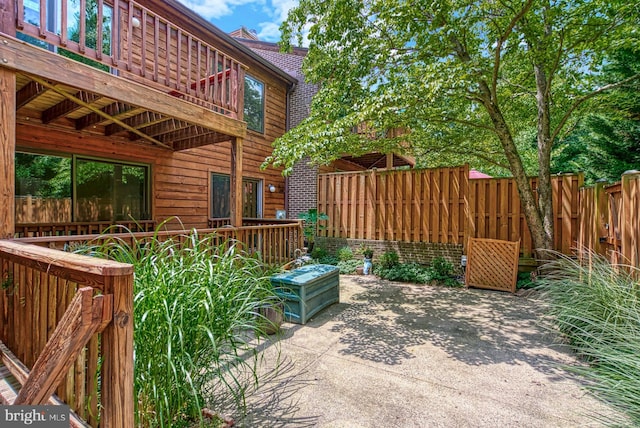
(14, 0, 245, 118)
(17, 219, 304, 265)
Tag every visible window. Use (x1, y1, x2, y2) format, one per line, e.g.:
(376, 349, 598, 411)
(244, 75, 265, 133)
(211, 174, 261, 218)
(15, 152, 72, 223)
(14, 152, 150, 223)
(75, 158, 150, 222)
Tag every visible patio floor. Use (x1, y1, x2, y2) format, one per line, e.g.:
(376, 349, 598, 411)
(239, 275, 621, 427)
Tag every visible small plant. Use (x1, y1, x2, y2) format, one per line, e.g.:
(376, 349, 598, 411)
(375, 262, 431, 283)
(337, 259, 361, 274)
(337, 246, 354, 261)
(297, 209, 329, 248)
(310, 246, 328, 260)
(359, 244, 374, 259)
(378, 250, 400, 269)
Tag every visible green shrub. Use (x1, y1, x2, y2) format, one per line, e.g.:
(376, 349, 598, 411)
(317, 254, 339, 265)
(376, 262, 431, 283)
(83, 230, 279, 427)
(337, 258, 361, 274)
(378, 250, 400, 269)
(337, 246, 354, 261)
(427, 257, 459, 286)
(310, 246, 328, 260)
(537, 252, 640, 425)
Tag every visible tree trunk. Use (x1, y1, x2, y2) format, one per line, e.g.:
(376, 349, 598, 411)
(534, 63, 555, 251)
(477, 81, 550, 255)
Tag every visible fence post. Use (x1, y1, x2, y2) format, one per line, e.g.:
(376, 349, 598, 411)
(621, 171, 640, 267)
(101, 273, 134, 427)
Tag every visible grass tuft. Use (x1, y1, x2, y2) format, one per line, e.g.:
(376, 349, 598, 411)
(82, 226, 281, 427)
(537, 251, 640, 425)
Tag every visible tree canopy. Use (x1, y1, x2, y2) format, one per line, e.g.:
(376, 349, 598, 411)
(266, 0, 640, 251)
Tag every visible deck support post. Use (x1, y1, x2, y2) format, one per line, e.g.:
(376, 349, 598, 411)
(0, 70, 16, 239)
(0, 0, 16, 239)
(230, 137, 244, 227)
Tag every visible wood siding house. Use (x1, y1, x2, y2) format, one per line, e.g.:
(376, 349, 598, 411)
(231, 30, 415, 219)
(0, 0, 297, 239)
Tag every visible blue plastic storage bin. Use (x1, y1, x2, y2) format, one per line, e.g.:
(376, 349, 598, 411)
(270, 264, 340, 324)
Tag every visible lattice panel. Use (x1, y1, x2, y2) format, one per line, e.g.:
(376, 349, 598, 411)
(466, 238, 520, 293)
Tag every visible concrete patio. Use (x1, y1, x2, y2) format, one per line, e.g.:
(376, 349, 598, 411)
(240, 275, 621, 427)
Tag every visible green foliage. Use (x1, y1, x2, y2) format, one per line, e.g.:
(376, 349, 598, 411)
(15, 153, 71, 198)
(297, 209, 329, 245)
(537, 253, 640, 425)
(378, 251, 399, 269)
(552, 47, 640, 183)
(375, 262, 432, 284)
(310, 246, 328, 260)
(358, 244, 374, 259)
(82, 230, 280, 427)
(337, 259, 361, 274)
(337, 246, 354, 261)
(516, 271, 536, 290)
(270, 0, 639, 251)
(427, 257, 455, 283)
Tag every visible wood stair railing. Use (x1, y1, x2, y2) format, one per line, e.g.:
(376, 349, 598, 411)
(0, 287, 113, 427)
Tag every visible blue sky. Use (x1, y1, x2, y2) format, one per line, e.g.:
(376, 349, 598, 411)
(176, 0, 298, 43)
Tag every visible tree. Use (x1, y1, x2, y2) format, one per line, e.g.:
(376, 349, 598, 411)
(265, 0, 640, 253)
(552, 47, 640, 182)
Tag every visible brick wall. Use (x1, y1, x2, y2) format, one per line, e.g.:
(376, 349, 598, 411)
(315, 237, 464, 270)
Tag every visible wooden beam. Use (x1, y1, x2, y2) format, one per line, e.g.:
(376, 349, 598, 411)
(105, 111, 166, 136)
(157, 125, 211, 144)
(230, 137, 243, 227)
(0, 342, 91, 428)
(14, 287, 112, 405)
(29, 76, 172, 149)
(16, 80, 46, 109)
(42, 91, 100, 123)
(0, 68, 16, 239)
(138, 118, 190, 138)
(75, 102, 135, 130)
(172, 133, 230, 151)
(0, 34, 246, 138)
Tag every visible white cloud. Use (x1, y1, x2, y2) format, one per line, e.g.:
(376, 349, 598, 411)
(177, 0, 263, 20)
(257, 0, 299, 42)
(257, 22, 282, 42)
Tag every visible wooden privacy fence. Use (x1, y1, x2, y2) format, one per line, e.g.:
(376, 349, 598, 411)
(318, 166, 469, 245)
(578, 171, 640, 266)
(468, 174, 581, 257)
(0, 240, 134, 427)
(318, 166, 582, 258)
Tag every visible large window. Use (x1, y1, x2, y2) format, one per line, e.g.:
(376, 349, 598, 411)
(244, 75, 265, 133)
(75, 158, 150, 222)
(15, 152, 150, 223)
(211, 174, 261, 218)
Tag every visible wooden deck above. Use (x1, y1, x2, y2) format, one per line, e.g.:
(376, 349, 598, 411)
(2, 34, 246, 150)
(1, 0, 251, 149)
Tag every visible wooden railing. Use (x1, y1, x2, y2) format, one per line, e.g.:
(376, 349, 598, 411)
(18, 221, 304, 265)
(15, 220, 156, 238)
(15, 0, 245, 117)
(318, 166, 582, 258)
(0, 240, 134, 427)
